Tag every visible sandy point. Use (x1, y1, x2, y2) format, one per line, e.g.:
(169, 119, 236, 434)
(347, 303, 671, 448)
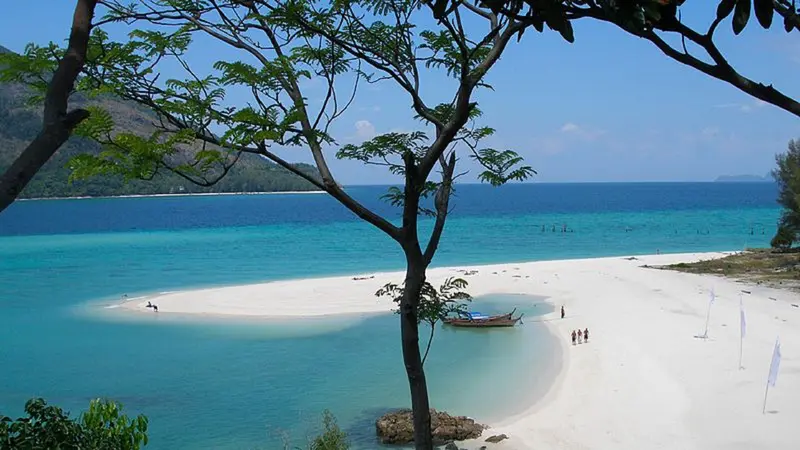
(116, 252, 800, 449)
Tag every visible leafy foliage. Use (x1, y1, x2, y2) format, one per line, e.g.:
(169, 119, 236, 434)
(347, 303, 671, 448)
(0, 62, 322, 198)
(470, 148, 536, 186)
(771, 224, 795, 250)
(377, 277, 472, 325)
(491, 1, 799, 37)
(0, 398, 148, 450)
(0, 43, 62, 105)
(771, 138, 800, 248)
(308, 410, 349, 450)
(279, 409, 349, 450)
(6, 4, 533, 447)
(376, 277, 471, 364)
(339, 101, 532, 214)
(337, 132, 429, 175)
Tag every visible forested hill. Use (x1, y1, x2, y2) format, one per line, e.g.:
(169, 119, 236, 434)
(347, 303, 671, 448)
(0, 45, 321, 198)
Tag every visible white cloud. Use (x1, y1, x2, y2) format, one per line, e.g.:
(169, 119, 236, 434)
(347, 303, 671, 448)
(354, 120, 376, 139)
(713, 100, 767, 113)
(558, 122, 606, 141)
(560, 122, 580, 133)
(530, 123, 607, 155)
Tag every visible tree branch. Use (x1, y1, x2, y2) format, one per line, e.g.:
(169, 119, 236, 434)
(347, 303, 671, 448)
(564, 3, 800, 119)
(270, 1, 445, 130)
(421, 320, 436, 366)
(418, 18, 523, 181)
(423, 152, 455, 265)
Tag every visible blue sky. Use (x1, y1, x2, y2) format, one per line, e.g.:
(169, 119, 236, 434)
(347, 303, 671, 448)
(1, 1, 798, 184)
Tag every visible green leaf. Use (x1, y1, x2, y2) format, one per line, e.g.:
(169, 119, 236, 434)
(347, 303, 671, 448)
(73, 106, 114, 140)
(716, 0, 736, 20)
(470, 148, 536, 187)
(732, 0, 751, 34)
(376, 277, 472, 325)
(754, 0, 774, 28)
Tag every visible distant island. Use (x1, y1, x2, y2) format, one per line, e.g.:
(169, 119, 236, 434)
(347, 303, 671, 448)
(714, 174, 772, 183)
(0, 46, 320, 199)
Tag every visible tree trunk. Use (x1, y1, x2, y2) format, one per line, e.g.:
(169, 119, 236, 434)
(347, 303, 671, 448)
(0, 0, 96, 214)
(400, 254, 434, 450)
(0, 110, 89, 212)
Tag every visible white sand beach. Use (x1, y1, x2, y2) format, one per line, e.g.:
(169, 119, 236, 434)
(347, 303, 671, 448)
(120, 252, 800, 449)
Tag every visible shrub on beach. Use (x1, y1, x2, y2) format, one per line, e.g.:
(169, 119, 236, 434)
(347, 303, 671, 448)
(772, 139, 800, 249)
(0, 398, 148, 450)
(308, 410, 349, 450)
(771, 225, 795, 251)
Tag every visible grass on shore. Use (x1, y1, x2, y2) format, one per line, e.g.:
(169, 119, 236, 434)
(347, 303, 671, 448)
(651, 249, 800, 291)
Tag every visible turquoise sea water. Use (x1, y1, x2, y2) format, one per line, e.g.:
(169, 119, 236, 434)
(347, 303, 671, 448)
(0, 183, 780, 449)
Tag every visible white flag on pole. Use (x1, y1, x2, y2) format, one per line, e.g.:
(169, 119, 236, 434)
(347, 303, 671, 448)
(768, 338, 781, 387)
(740, 297, 746, 339)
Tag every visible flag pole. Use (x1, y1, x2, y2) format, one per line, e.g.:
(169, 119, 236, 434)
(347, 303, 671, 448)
(739, 292, 744, 369)
(702, 288, 714, 339)
(764, 336, 782, 414)
(739, 329, 743, 369)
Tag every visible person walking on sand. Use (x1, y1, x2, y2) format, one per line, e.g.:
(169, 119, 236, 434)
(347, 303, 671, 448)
(577, 329, 582, 344)
(561, 305, 565, 319)
(584, 328, 589, 343)
(571, 330, 577, 346)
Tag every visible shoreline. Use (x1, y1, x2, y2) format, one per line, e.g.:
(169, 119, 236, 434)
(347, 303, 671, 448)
(477, 254, 799, 450)
(110, 252, 734, 319)
(103, 251, 800, 450)
(17, 190, 326, 202)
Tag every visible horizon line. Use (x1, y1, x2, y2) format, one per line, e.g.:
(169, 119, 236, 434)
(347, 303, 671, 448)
(339, 180, 776, 187)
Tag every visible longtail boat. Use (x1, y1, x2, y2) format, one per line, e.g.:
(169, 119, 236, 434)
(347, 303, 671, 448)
(442, 308, 524, 328)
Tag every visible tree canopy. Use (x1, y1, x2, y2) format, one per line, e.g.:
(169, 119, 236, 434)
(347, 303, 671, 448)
(0, 76, 322, 198)
(772, 138, 800, 249)
(479, 0, 800, 118)
(24, 2, 532, 448)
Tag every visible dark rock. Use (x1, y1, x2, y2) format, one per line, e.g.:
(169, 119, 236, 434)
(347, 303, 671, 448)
(375, 409, 486, 445)
(485, 434, 509, 443)
(480, 447, 487, 450)
(444, 442, 458, 450)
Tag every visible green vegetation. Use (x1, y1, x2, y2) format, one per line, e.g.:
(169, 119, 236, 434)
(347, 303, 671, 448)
(377, 277, 472, 365)
(0, 398, 148, 450)
(306, 410, 349, 450)
(2, 398, 350, 450)
(0, 58, 321, 199)
(13, 3, 535, 448)
(771, 139, 800, 249)
(659, 249, 800, 291)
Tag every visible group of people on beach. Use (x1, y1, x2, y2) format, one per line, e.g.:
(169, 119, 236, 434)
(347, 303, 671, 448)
(561, 306, 588, 345)
(572, 328, 589, 345)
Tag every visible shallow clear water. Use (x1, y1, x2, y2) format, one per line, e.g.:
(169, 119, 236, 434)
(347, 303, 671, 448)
(0, 183, 779, 448)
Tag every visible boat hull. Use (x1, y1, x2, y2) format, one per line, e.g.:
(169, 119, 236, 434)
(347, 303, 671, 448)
(442, 318, 521, 327)
(442, 312, 523, 328)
